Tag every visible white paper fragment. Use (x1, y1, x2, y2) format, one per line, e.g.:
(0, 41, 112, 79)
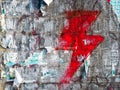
(14, 70, 23, 87)
(44, 0, 53, 6)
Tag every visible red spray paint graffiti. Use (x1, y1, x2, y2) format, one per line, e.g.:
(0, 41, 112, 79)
(56, 10, 104, 84)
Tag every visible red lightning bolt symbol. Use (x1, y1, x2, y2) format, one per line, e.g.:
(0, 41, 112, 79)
(56, 10, 104, 84)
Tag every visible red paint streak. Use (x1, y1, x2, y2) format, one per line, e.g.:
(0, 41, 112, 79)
(56, 10, 104, 85)
(106, 0, 110, 3)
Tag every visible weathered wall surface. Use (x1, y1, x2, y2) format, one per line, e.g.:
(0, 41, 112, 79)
(0, 0, 120, 90)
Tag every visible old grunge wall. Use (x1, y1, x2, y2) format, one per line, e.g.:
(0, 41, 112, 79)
(0, 0, 120, 90)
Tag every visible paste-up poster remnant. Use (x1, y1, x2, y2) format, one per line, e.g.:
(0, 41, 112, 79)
(110, 0, 120, 22)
